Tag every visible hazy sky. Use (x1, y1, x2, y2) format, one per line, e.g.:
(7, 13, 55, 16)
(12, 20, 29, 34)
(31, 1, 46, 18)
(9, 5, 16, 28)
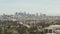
(0, 0, 60, 16)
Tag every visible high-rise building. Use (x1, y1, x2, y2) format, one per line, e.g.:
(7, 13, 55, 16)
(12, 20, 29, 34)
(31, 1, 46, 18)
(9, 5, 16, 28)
(40, 13, 46, 17)
(36, 13, 38, 16)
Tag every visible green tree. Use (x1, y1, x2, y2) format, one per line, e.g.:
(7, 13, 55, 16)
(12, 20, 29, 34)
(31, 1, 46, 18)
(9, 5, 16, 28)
(17, 25, 28, 34)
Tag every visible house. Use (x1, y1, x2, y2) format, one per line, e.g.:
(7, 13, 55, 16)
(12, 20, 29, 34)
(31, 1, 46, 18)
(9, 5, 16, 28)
(44, 25, 60, 34)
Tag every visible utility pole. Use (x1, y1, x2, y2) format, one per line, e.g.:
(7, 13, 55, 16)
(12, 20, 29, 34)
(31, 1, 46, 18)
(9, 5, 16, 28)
(1, 24, 4, 34)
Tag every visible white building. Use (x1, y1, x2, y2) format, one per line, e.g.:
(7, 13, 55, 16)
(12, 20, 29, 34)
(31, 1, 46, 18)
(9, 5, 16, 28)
(44, 25, 60, 34)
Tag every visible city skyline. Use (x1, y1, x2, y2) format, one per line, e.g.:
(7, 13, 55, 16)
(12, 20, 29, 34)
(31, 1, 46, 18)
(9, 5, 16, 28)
(0, 0, 60, 16)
